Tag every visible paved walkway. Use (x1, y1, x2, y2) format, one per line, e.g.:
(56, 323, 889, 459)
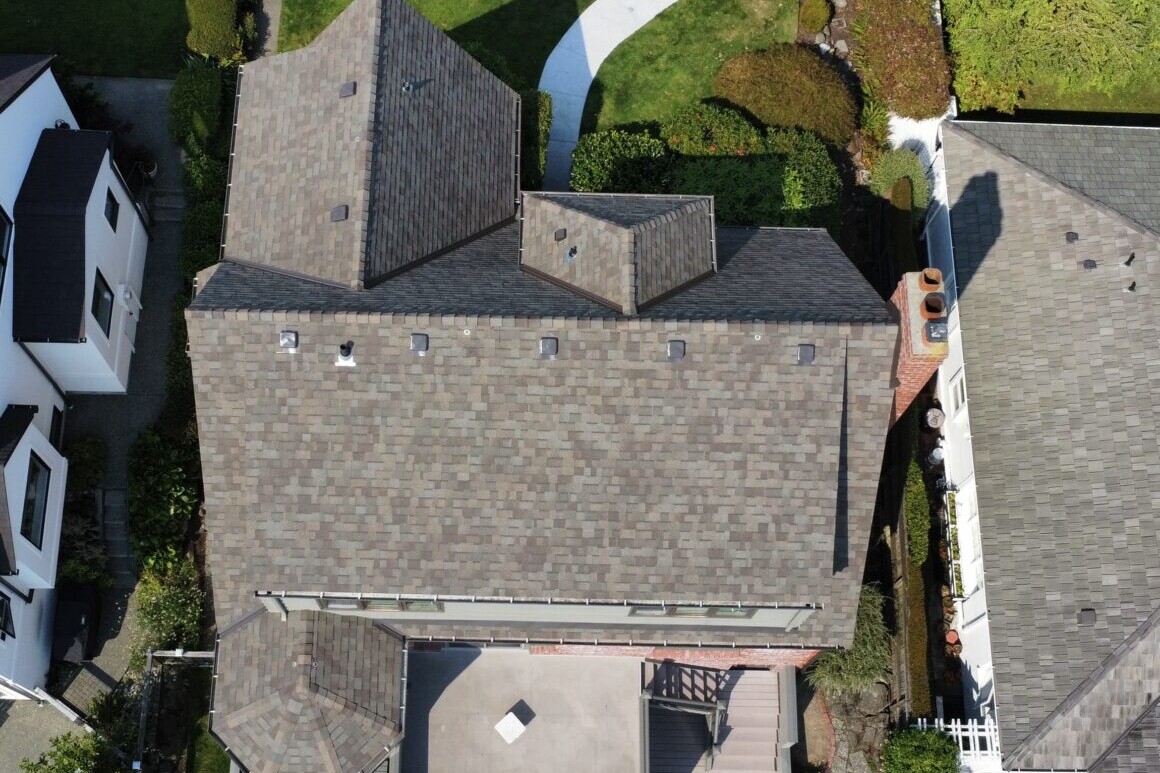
(538, 0, 683, 190)
(256, 0, 283, 55)
(0, 700, 84, 773)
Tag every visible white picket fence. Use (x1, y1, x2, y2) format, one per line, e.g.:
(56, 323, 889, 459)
(915, 717, 1003, 772)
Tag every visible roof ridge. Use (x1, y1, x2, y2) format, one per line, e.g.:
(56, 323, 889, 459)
(945, 122, 1160, 241)
(632, 196, 710, 234)
(1086, 695, 1160, 773)
(1005, 604, 1160, 767)
(359, 0, 387, 287)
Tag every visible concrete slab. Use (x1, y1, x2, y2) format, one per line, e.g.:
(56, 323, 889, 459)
(538, 0, 686, 190)
(403, 647, 643, 773)
(0, 700, 84, 773)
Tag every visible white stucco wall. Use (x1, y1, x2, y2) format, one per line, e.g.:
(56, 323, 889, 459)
(25, 149, 147, 393)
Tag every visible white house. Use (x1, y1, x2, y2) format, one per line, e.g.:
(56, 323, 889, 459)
(0, 54, 149, 701)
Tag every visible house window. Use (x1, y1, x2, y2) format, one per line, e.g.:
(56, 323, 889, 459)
(952, 376, 967, 415)
(0, 592, 13, 640)
(20, 453, 51, 549)
(358, 598, 444, 613)
(104, 189, 119, 231)
(91, 270, 114, 337)
(0, 206, 11, 306)
(49, 407, 64, 452)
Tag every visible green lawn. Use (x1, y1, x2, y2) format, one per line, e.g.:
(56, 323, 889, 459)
(0, 0, 187, 77)
(1017, 75, 1160, 114)
(583, 0, 798, 131)
(281, 0, 596, 89)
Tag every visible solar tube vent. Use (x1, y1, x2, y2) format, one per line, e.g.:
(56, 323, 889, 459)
(279, 330, 299, 351)
(336, 340, 356, 367)
(339, 81, 357, 98)
(331, 204, 349, 222)
(667, 340, 686, 361)
(796, 344, 815, 365)
(410, 333, 429, 356)
(539, 337, 559, 359)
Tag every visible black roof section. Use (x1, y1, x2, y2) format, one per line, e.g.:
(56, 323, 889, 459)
(0, 55, 53, 114)
(0, 405, 37, 576)
(13, 129, 113, 343)
(193, 224, 892, 325)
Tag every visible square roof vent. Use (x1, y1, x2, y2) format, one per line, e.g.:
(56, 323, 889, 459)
(339, 80, 357, 98)
(1078, 608, 1097, 625)
(410, 333, 429, 356)
(279, 330, 299, 351)
(796, 344, 815, 365)
(330, 204, 349, 222)
(539, 337, 559, 359)
(667, 340, 686, 361)
(554, 228, 567, 242)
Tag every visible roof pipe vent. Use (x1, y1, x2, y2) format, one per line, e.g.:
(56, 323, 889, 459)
(1066, 231, 1080, 244)
(336, 340, 356, 367)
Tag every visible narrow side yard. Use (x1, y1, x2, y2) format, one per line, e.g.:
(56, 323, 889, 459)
(0, 0, 187, 77)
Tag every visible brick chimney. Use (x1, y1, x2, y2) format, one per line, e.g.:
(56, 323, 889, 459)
(889, 268, 949, 425)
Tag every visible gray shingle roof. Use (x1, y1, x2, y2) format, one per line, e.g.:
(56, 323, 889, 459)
(13, 129, 112, 343)
(954, 121, 1160, 233)
(224, 0, 518, 289)
(213, 610, 404, 773)
(1092, 699, 1160, 773)
(0, 405, 37, 576)
(0, 55, 52, 114)
(942, 122, 1160, 770)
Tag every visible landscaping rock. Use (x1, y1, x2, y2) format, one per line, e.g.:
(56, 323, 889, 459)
(834, 0, 847, 7)
(836, 39, 849, 55)
(814, 32, 827, 45)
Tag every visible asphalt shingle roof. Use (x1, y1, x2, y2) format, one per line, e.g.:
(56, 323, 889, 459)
(1092, 699, 1160, 773)
(214, 611, 404, 773)
(0, 55, 52, 114)
(942, 122, 1160, 770)
(224, 0, 518, 289)
(13, 129, 112, 343)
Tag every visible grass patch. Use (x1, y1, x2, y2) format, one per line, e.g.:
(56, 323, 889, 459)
(1018, 75, 1160, 114)
(0, 0, 187, 77)
(584, 0, 798, 131)
(190, 716, 231, 773)
(281, 0, 595, 90)
(906, 558, 933, 715)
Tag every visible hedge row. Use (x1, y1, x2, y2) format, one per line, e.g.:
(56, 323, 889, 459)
(187, 0, 242, 62)
(854, 0, 951, 119)
(128, 430, 200, 560)
(522, 90, 552, 190)
(715, 45, 856, 147)
(904, 459, 931, 567)
(169, 67, 223, 149)
(570, 130, 670, 193)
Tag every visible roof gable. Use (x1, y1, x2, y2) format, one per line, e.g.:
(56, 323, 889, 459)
(521, 193, 716, 313)
(0, 55, 53, 114)
(224, 0, 519, 289)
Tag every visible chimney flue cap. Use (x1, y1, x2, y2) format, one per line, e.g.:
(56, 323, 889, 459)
(919, 268, 943, 290)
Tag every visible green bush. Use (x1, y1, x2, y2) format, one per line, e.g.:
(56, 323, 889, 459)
(780, 129, 842, 225)
(903, 459, 930, 567)
(860, 95, 891, 149)
(715, 45, 857, 146)
(156, 294, 199, 442)
(180, 197, 225, 280)
(799, 0, 832, 34)
(659, 102, 765, 157)
(169, 67, 223, 149)
(855, 0, 950, 119)
(869, 149, 930, 220)
(134, 550, 204, 668)
(184, 148, 228, 199)
(191, 716, 231, 773)
(128, 430, 199, 559)
(187, 0, 242, 62)
(19, 732, 119, 773)
(883, 728, 960, 773)
(807, 584, 891, 697)
(64, 436, 106, 496)
(58, 502, 111, 588)
(521, 90, 552, 190)
(570, 130, 670, 193)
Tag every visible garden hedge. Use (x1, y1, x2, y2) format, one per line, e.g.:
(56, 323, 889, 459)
(522, 90, 552, 190)
(186, 0, 242, 62)
(128, 430, 199, 559)
(659, 102, 764, 157)
(855, 0, 950, 119)
(169, 66, 223, 149)
(870, 148, 931, 220)
(715, 45, 857, 146)
(883, 728, 960, 773)
(904, 458, 930, 567)
(134, 550, 204, 668)
(807, 584, 891, 696)
(570, 130, 670, 193)
(799, 0, 831, 34)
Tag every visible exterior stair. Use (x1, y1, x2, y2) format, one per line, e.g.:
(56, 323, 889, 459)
(712, 669, 781, 772)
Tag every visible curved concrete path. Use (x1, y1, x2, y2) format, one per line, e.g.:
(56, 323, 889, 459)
(538, 0, 683, 190)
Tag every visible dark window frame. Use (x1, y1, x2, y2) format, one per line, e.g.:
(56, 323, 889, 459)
(20, 452, 51, 550)
(49, 407, 64, 452)
(0, 591, 13, 640)
(104, 188, 119, 231)
(91, 269, 114, 337)
(0, 206, 11, 307)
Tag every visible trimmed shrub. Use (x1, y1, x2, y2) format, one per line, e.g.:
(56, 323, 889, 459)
(19, 732, 118, 773)
(855, 0, 950, 119)
(521, 90, 552, 190)
(672, 155, 788, 226)
(659, 102, 764, 157)
(869, 148, 931, 219)
(860, 95, 891, 148)
(780, 129, 842, 225)
(715, 45, 857, 146)
(903, 459, 930, 567)
(169, 66, 223, 149)
(184, 147, 228, 199)
(180, 197, 225, 280)
(128, 430, 199, 559)
(187, 0, 242, 62)
(883, 728, 960, 773)
(799, 0, 832, 34)
(807, 584, 891, 696)
(570, 130, 670, 193)
(134, 550, 204, 667)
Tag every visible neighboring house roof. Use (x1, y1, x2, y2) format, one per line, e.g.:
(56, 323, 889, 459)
(0, 55, 53, 114)
(1093, 699, 1160, 773)
(214, 610, 404, 773)
(953, 120, 1160, 233)
(0, 405, 37, 576)
(942, 121, 1160, 770)
(12, 128, 113, 343)
(223, 0, 519, 289)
